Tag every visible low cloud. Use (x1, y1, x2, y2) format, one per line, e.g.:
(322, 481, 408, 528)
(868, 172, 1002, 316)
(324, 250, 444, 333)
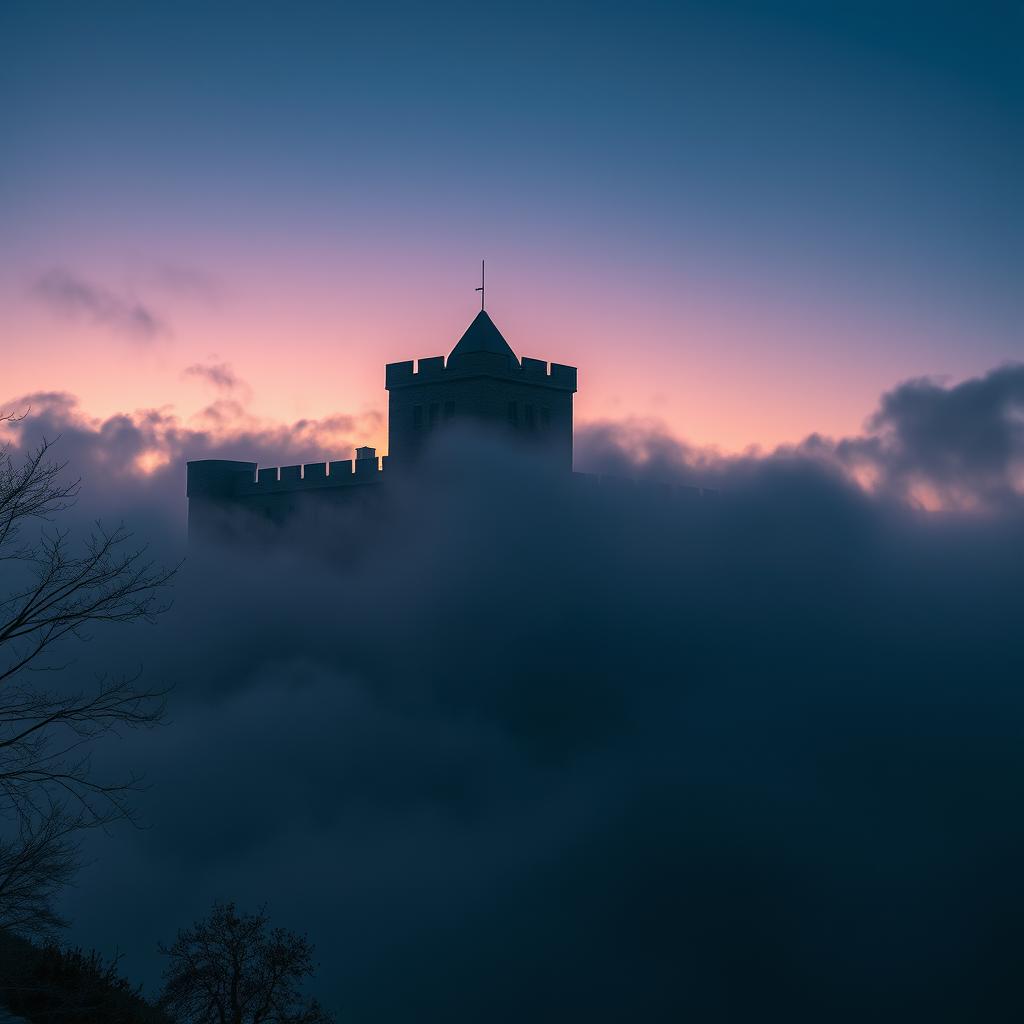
(11, 363, 1020, 519)
(31, 268, 166, 341)
(577, 363, 1024, 515)
(3, 364, 1023, 1021)
(837, 363, 1024, 511)
(1, 391, 380, 539)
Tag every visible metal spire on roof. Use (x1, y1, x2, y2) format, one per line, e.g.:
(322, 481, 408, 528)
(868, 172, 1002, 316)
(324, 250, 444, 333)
(475, 259, 485, 311)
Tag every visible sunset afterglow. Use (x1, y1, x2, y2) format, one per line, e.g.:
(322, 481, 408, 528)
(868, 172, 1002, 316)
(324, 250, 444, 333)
(3, 3, 1018, 462)
(2, 4, 1022, 1019)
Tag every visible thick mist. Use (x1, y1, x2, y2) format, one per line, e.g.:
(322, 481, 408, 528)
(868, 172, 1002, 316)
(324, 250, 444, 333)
(3, 365, 1024, 1021)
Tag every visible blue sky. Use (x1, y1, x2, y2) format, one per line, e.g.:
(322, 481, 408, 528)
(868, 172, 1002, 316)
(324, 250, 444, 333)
(2, 0, 1021, 449)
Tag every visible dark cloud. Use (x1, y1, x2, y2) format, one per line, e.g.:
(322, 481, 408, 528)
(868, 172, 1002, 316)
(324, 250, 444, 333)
(182, 362, 243, 392)
(0, 392, 380, 544)
(576, 363, 1024, 515)
(839, 363, 1024, 511)
(30, 268, 166, 341)
(3, 367, 1024, 1022)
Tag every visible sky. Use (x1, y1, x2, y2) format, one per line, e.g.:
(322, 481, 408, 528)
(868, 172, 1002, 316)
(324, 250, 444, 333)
(2, 0, 1021, 455)
(2, 5, 1024, 1016)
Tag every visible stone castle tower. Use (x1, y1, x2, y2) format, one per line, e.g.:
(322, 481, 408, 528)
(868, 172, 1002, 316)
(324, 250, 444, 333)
(185, 309, 578, 539)
(385, 309, 577, 469)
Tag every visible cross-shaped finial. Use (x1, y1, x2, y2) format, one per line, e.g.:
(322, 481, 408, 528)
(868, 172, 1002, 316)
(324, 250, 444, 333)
(475, 259, 485, 311)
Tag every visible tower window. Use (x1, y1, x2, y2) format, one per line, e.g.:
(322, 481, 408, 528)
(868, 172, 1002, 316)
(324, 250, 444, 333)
(444, 400, 455, 420)
(525, 404, 536, 430)
(428, 403, 439, 428)
(413, 405, 423, 430)
(507, 401, 519, 428)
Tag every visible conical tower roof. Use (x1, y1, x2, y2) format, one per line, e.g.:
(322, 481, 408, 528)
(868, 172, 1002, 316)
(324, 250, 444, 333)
(448, 310, 518, 362)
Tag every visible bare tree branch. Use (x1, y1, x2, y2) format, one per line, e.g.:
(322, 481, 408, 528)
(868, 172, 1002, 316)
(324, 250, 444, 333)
(0, 415, 176, 936)
(159, 902, 333, 1024)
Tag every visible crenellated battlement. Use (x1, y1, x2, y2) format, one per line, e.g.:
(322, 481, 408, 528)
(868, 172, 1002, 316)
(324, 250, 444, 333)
(187, 453, 716, 540)
(385, 353, 577, 392)
(186, 453, 716, 545)
(383, 311, 578, 470)
(186, 448, 388, 540)
(188, 449, 385, 502)
(187, 457, 716, 503)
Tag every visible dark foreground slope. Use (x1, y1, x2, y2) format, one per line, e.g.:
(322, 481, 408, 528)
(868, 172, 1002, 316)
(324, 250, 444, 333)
(0, 930, 168, 1024)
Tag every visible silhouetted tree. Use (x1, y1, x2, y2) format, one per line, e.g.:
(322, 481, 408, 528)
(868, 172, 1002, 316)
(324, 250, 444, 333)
(0, 929, 171, 1023)
(0, 415, 175, 936)
(159, 902, 332, 1024)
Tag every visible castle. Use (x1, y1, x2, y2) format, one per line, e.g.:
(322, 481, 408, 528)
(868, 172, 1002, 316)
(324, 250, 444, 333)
(186, 305, 716, 540)
(186, 309, 578, 539)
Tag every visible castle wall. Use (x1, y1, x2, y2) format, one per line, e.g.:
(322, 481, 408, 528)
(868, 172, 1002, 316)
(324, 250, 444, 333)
(186, 455, 384, 542)
(183, 321, 719, 545)
(186, 454, 716, 545)
(385, 352, 577, 470)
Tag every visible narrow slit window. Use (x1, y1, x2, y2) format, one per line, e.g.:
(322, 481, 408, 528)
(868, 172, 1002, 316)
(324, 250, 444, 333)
(525, 404, 536, 430)
(508, 400, 519, 427)
(428, 403, 439, 428)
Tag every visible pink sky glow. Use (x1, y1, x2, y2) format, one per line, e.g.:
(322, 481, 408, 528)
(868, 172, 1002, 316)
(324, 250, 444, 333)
(3, 241, 1004, 464)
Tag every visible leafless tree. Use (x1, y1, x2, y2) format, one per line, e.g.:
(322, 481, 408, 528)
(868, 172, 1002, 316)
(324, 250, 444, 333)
(159, 902, 333, 1024)
(0, 413, 176, 936)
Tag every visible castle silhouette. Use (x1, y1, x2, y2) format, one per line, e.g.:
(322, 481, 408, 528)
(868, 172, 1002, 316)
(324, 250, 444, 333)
(186, 309, 579, 539)
(187, 307, 717, 541)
